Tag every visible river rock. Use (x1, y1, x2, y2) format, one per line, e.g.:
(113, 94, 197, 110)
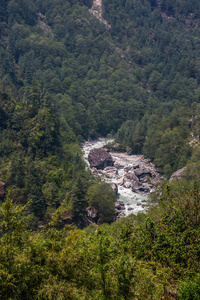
(134, 183, 151, 193)
(124, 170, 139, 183)
(88, 148, 113, 169)
(114, 200, 125, 220)
(114, 161, 124, 168)
(142, 183, 152, 191)
(117, 211, 125, 218)
(124, 181, 132, 188)
(132, 181, 142, 192)
(132, 163, 140, 169)
(110, 183, 118, 195)
(117, 177, 124, 186)
(134, 166, 152, 179)
(104, 166, 118, 176)
(115, 200, 125, 210)
(91, 167, 99, 176)
(124, 165, 133, 172)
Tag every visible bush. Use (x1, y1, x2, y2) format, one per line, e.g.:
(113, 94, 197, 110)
(180, 275, 200, 300)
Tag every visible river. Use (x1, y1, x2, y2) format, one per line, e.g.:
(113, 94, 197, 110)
(82, 138, 149, 216)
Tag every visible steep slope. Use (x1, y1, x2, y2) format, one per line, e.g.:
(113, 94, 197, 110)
(1, 2, 200, 299)
(101, 0, 200, 176)
(1, 0, 200, 223)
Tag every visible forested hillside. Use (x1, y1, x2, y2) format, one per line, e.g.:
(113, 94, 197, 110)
(1, 0, 200, 298)
(1, 0, 200, 178)
(105, 0, 200, 176)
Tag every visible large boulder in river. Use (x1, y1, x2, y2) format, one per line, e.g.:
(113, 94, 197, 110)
(124, 170, 139, 183)
(131, 181, 142, 192)
(134, 166, 152, 179)
(88, 148, 114, 169)
(103, 166, 118, 177)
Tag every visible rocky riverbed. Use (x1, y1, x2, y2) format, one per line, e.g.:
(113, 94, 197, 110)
(82, 138, 162, 218)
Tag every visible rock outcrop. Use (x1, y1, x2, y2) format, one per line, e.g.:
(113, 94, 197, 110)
(89, 0, 111, 30)
(88, 148, 114, 169)
(38, 12, 53, 37)
(169, 166, 186, 181)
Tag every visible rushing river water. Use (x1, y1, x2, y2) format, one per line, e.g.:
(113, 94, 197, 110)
(82, 138, 148, 216)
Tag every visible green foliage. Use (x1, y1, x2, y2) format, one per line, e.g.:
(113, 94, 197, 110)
(1, 1, 200, 297)
(71, 173, 89, 217)
(86, 182, 116, 223)
(1, 0, 200, 178)
(1, 177, 200, 299)
(180, 275, 200, 300)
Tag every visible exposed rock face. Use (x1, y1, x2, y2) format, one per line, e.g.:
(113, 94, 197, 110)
(38, 12, 53, 37)
(88, 148, 114, 169)
(89, 0, 111, 30)
(169, 167, 186, 181)
(0, 181, 6, 197)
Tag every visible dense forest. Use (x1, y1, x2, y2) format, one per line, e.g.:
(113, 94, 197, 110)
(1, 0, 200, 298)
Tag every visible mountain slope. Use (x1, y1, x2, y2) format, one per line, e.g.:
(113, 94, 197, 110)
(1, 0, 200, 220)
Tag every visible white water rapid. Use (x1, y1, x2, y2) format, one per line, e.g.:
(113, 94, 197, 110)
(82, 138, 149, 216)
